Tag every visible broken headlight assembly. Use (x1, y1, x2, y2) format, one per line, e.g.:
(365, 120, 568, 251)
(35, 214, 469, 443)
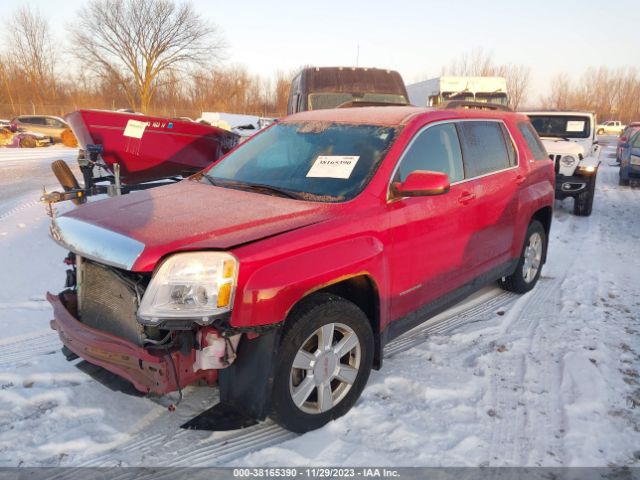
(137, 252, 238, 326)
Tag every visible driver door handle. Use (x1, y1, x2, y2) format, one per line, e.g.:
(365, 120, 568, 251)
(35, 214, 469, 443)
(515, 174, 526, 185)
(458, 192, 476, 204)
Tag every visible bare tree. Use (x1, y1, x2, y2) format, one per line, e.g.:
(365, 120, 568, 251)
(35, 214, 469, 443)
(5, 7, 57, 109)
(444, 48, 500, 77)
(503, 64, 531, 110)
(71, 0, 225, 113)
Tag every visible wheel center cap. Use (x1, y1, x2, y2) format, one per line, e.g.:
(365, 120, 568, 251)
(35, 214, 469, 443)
(313, 351, 338, 384)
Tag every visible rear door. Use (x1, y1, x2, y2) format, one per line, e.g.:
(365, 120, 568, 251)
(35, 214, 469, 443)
(456, 120, 521, 274)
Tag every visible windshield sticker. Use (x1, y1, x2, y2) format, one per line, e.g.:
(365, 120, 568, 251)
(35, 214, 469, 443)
(566, 121, 585, 132)
(123, 119, 147, 138)
(307, 155, 360, 179)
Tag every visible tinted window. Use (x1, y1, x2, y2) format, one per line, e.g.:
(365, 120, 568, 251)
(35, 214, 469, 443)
(518, 122, 548, 161)
(458, 121, 511, 178)
(396, 123, 464, 183)
(632, 131, 640, 148)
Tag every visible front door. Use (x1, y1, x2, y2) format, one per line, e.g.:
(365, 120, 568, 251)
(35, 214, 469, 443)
(386, 122, 473, 323)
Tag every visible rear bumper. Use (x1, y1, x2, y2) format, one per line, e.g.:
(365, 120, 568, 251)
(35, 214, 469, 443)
(47, 291, 217, 394)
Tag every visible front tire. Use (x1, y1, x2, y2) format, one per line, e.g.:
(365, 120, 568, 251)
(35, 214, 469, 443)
(574, 175, 596, 216)
(499, 220, 546, 294)
(269, 293, 373, 433)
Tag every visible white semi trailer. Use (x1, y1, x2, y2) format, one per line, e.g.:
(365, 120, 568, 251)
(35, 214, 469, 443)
(407, 76, 509, 107)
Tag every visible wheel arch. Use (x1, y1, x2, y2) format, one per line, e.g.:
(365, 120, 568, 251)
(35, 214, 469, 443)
(285, 274, 383, 370)
(531, 206, 552, 263)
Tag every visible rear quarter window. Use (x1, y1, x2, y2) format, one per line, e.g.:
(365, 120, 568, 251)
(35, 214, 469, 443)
(458, 121, 512, 178)
(517, 122, 548, 161)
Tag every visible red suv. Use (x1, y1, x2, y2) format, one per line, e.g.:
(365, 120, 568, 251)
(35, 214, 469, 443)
(48, 106, 554, 433)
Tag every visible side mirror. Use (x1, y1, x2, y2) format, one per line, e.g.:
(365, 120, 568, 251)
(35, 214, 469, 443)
(391, 170, 451, 197)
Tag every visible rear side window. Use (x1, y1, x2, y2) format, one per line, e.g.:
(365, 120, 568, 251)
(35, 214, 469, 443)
(518, 122, 548, 161)
(396, 123, 464, 183)
(457, 121, 512, 178)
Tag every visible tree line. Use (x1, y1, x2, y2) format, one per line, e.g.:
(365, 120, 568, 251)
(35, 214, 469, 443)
(0, 1, 293, 119)
(542, 68, 640, 124)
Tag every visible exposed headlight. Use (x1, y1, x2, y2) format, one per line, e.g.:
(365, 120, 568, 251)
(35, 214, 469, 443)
(138, 252, 238, 326)
(560, 155, 577, 167)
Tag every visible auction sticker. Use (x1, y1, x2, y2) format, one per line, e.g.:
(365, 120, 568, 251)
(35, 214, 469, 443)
(306, 155, 360, 179)
(566, 120, 585, 132)
(123, 119, 147, 139)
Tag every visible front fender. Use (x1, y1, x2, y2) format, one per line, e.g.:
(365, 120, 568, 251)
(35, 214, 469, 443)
(230, 235, 387, 329)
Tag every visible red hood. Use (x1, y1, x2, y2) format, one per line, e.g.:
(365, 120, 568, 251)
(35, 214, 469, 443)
(55, 180, 334, 271)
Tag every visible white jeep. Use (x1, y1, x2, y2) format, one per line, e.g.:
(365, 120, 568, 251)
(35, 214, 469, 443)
(523, 111, 600, 216)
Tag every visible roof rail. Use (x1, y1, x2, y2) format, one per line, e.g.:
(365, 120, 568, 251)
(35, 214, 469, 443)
(439, 100, 512, 112)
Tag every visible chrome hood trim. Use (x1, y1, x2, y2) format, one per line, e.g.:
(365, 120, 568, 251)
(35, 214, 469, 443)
(50, 216, 144, 270)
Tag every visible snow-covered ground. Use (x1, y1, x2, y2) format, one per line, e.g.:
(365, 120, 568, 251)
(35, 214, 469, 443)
(0, 140, 638, 467)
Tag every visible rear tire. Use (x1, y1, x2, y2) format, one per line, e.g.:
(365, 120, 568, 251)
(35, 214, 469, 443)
(51, 160, 82, 205)
(574, 175, 596, 216)
(499, 220, 546, 294)
(269, 293, 373, 433)
(619, 175, 630, 186)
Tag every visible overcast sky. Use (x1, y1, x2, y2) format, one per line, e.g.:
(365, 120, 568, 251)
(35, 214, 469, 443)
(10, 0, 639, 107)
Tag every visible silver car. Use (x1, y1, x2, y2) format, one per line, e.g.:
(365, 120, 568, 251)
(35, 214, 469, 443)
(10, 115, 69, 142)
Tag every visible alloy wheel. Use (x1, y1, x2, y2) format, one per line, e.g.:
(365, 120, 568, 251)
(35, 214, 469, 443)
(289, 322, 361, 414)
(522, 231, 542, 283)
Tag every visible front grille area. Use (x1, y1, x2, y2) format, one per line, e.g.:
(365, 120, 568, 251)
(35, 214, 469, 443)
(78, 259, 146, 346)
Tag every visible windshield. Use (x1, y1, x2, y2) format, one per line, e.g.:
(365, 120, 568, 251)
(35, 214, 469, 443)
(201, 122, 399, 202)
(308, 93, 408, 110)
(528, 115, 591, 139)
(443, 92, 508, 106)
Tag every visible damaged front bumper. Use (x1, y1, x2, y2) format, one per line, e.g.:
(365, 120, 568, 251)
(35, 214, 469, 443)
(48, 291, 218, 394)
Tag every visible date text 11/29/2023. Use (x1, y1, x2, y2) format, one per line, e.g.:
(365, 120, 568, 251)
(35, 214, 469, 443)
(232, 468, 400, 478)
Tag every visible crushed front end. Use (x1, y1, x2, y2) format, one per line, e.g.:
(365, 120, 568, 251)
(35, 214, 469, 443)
(48, 253, 240, 395)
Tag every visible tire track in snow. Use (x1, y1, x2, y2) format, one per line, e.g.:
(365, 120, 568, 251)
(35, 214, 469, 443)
(0, 330, 59, 368)
(484, 271, 567, 466)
